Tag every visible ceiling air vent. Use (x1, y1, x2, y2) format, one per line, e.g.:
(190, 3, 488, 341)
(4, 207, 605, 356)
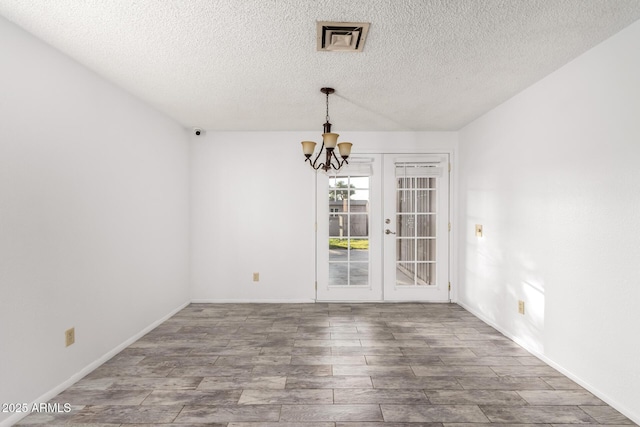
(317, 21, 370, 52)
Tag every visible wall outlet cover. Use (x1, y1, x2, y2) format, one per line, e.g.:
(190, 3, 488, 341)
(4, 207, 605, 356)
(65, 327, 75, 347)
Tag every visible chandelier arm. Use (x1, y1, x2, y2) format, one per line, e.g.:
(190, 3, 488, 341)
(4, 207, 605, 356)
(304, 157, 316, 167)
(305, 155, 325, 171)
(338, 157, 349, 169)
(330, 149, 344, 170)
(310, 141, 326, 169)
(313, 161, 325, 171)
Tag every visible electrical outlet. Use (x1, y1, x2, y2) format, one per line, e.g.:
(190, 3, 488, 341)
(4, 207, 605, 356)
(253, 272, 259, 282)
(475, 224, 483, 237)
(65, 327, 75, 347)
(518, 300, 525, 315)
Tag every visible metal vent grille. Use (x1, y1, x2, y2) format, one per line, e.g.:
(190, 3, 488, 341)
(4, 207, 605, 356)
(317, 21, 370, 52)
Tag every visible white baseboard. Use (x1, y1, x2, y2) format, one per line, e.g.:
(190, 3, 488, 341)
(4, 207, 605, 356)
(0, 300, 190, 427)
(190, 298, 316, 303)
(191, 299, 450, 304)
(457, 301, 640, 426)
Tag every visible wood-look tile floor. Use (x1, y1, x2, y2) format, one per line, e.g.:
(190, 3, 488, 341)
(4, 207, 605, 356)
(16, 303, 636, 426)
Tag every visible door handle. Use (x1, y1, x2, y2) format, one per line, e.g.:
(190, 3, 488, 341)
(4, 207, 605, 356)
(385, 229, 396, 235)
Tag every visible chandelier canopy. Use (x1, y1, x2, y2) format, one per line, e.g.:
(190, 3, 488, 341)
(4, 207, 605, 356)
(301, 87, 352, 172)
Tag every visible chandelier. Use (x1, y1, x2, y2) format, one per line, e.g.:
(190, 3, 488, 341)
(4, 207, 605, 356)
(301, 87, 352, 172)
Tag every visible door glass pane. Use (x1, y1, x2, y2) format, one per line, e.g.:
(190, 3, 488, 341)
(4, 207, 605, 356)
(396, 238, 414, 262)
(350, 261, 369, 286)
(416, 189, 436, 213)
(397, 189, 414, 212)
(329, 239, 348, 261)
(416, 214, 436, 237)
(395, 169, 437, 287)
(328, 174, 370, 286)
(417, 238, 436, 262)
(396, 214, 414, 237)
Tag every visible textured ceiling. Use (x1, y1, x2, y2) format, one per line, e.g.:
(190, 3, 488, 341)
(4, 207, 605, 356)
(2, 0, 640, 131)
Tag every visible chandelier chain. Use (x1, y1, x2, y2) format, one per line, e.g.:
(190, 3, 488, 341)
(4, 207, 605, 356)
(325, 91, 330, 123)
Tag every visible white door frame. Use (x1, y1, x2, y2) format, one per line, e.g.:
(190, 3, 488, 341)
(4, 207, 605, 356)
(315, 151, 455, 302)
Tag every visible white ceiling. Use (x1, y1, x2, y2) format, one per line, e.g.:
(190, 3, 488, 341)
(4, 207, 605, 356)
(2, 0, 640, 131)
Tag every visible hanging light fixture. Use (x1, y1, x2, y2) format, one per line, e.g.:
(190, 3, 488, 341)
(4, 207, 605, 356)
(301, 87, 352, 172)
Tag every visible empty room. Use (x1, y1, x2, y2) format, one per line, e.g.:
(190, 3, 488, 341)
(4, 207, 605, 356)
(1, 1, 639, 426)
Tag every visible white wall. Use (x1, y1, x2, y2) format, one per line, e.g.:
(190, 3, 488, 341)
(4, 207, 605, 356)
(458, 20, 640, 423)
(190, 131, 457, 302)
(0, 17, 190, 425)
(190, 132, 316, 302)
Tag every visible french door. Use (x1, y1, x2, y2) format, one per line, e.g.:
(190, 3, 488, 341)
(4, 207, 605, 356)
(316, 154, 450, 302)
(382, 155, 450, 301)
